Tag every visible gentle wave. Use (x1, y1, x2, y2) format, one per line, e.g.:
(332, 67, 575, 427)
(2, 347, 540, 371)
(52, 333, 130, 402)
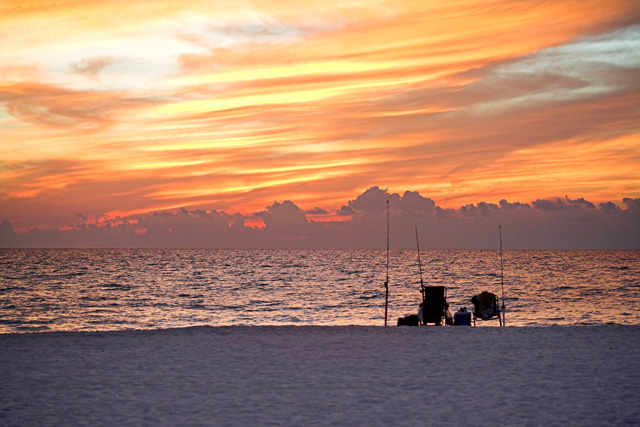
(0, 249, 639, 333)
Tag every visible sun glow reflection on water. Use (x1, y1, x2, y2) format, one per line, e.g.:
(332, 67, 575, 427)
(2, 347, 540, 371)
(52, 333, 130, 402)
(1, 249, 638, 333)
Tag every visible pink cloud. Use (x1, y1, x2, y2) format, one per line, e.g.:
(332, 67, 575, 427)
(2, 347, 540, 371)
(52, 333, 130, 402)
(2, 187, 638, 249)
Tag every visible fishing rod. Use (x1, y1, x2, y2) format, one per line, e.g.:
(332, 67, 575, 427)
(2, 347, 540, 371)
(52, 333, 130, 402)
(415, 225, 425, 295)
(384, 200, 389, 326)
(499, 225, 506, 327)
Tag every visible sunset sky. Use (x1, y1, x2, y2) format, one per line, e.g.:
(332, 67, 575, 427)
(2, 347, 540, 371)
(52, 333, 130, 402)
(1, 0, 639, 247)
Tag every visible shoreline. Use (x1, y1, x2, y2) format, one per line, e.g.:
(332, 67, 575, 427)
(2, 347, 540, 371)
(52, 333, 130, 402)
(2, 322, 638, 336)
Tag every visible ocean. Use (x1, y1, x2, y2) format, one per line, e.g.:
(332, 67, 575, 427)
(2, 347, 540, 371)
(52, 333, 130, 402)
(1, 249, 639, 333)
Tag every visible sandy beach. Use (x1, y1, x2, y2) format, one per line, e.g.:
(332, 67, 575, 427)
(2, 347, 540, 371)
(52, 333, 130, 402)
(2, 325, 639, 426)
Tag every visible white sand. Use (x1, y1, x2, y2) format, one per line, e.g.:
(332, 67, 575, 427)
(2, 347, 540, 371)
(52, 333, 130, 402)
(2, 326, 639, 426)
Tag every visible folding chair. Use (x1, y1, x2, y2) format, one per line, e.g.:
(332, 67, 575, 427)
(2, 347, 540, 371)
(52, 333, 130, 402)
(471, 291, 503, 327)
(421, 286, 448, 326)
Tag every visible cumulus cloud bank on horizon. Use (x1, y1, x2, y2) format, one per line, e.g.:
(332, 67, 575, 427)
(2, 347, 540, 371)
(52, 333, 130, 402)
(1, 187, 638, 249)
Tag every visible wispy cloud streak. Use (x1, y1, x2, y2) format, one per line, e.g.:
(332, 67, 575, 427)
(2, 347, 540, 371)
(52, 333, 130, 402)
(0, 0, 639, 235)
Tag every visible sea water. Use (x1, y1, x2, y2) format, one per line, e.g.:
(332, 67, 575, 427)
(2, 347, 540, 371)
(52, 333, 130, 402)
(1, 249, 639, 333)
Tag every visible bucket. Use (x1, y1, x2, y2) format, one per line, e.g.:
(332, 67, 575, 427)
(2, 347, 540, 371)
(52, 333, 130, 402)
(454, 311, 471, 326)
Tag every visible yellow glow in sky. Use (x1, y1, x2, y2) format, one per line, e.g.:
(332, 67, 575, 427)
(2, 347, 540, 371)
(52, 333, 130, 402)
(0, 0, 639, 231)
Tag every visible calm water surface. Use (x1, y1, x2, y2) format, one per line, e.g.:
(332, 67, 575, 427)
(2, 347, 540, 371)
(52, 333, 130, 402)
(1, 249, 639, 333)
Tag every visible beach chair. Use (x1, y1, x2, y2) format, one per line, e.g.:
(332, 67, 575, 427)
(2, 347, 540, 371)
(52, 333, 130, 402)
(421, 286, 448, 326)
(471, 291, 502, 326)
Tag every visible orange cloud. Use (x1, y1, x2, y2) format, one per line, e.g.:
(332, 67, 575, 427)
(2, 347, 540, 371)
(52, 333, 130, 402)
(0, 0, 639, 233)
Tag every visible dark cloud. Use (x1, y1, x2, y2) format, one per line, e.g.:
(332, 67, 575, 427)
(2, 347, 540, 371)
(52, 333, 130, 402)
(344, 186, 398, 215)
(532, 198, 565, 211)
(336, 205, 356, 217)
(398, 191, 436, 214)
(0, 219, 17, 247)
(257, 200, 310, 241)
(306, 207, 328, 215)
(566, 196, 596, 209)
(623, 198, 640, 214)
(598, 201, 621, 215)
(499, 200, 531, 211)
(2, 188, 639, 249)
(460, 202, 499, 218)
